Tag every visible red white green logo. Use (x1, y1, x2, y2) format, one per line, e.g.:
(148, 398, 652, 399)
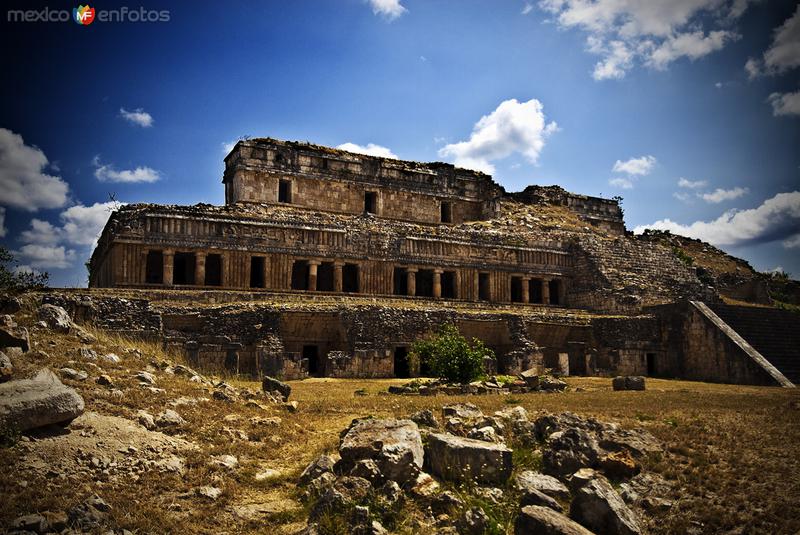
(73, 5, 95, 25)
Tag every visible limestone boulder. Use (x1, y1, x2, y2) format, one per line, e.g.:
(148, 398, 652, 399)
(262, 375, 291, 400)
(0, 325, 29, 352)
(425, 432, 513, 485)
(520, 487, 563, 512)
(0, 295, 21, 315)
(38, 304, 73, 333)
(299, 454, 337, 485)
(339, 418, 423, 486)
(597, 427, 661, 458)
(309, 476, 372, 520)
(441, 402, 484, 421)
(543, 428, 601, 478)
(515, 505, 594, 535)
(0, 368, 84, 432)
(570, 475, 642, 535)
(0, 350, 12, 382)
(612, 376, 645, 391)
(515, 470, 571, 501)
(409, 408, 439, 428)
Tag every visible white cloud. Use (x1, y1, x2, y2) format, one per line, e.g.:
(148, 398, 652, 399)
(0, 128, 70, 211)
(715, 81, 723, 88)
(93, 156, 160, 183)
(767, 90, 800, 116)
(60, 202, 121, 246)
(673, 191, 692, 202)
(222, 141, 237, 153)
(647, 30, 737, 70)
(119, 107, 153, 128)
(15, 244, 76, 269)
(0, 207, 5, 238)
(19, 218, 60, 245)
(633, 191, 800, 248)
(746, 6, 800, 77)
(539, 0, 747, 79)
(700, 186, 749, 203)
(609, 177, 634, 189)
(612, 155, 656, 175)
(438, 98, 558, 174)
(367, 0, 407, 20)
(678, 177, 708, 189)
(522, 2, 534, 15)
(337, 142, 398, 159)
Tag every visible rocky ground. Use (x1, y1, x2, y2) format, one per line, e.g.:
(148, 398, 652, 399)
(1, 296, 799, 534)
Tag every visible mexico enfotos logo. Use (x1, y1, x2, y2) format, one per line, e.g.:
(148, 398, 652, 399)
(7, 5, 170, 24)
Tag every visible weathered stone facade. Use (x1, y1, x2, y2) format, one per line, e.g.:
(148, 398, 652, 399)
(83, 138, 795, 386)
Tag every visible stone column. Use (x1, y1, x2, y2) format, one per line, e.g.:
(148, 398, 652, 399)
(140, 249, 148, 284)
(433, 269, 443, 298)
(308, 260, 321, 291)
(333, 261, 344, 293)
(541, 278, 551, 305)
(406, 268, 417, 297)
(473, 273, 479, 301)
(162, 249, 174, 286)
(195, 252, 206, 286)
(521, 276, 531, 304)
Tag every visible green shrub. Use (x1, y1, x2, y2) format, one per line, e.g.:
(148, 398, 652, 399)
(410, 324, 493, 384)
(0, 247, 49, 293)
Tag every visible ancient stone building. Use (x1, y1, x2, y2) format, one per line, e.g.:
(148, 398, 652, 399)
(82, 138, 796, 387)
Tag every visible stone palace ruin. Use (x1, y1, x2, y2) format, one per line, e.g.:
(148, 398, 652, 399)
(54, 138, 795, 387)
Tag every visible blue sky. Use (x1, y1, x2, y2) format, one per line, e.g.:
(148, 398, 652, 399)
(0, 0, 798, 286)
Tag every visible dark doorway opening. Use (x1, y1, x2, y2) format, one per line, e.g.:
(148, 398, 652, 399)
(530, 278, 543, 304)
(205, 254, 222, 286)
(478, 273, 491, 301)
(364, 191, 377, 214)
(145, 250, 163, 284)
(291, 260, 309, 290)
(343, 263, 359, 293)
(441, 202, 452, 223)
(510, 276, 523, 303)
(393, 267, 408, 295)
(173, 253, 196, 285)
(394, 347, 410, 378)
(224, 349, 239, 375)
(549, 279, 560, 305)
(441, 271, 457, 299)
(646, 353, 656, 376)
(416, 269, 434, 297)
(304, 345, 320, 376)
(250, 256, 266, 288)
(317, 262, 335, 292)
(278, 179, 292, 203)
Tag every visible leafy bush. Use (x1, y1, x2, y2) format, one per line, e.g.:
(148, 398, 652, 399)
(0, 247, 49, 293)
(410, 324, 493, 383)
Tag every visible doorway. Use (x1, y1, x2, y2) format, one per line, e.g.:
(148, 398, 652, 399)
(394, 347, 410, 378)
(304, 345, 320, 376)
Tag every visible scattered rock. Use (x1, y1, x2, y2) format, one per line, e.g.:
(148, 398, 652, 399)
(78, 348, 98, 361)
(410, 408, 439, 428)
(456, 507, 490, 535)
(156, 409, 185, 428)
(516, 505, 594, 535)
(612, 376, 646, 391)
(520, 369, 540, 389)
(262, 375, 291, 401)
(102, 353, 121, 364)
(96, 374, 114, 387)
(309, 476, 372, 521)
(409, 471, 440, 499)
(515, 471, 571, 501)
(520, 487, 564, 512)
(0, 325, 29, 352)
(59, 367, 88, 381)
(255, 468, 282, 482)
(0, 295, 21, 315)
(135, 371, 156, 385)
(599, 450, 640, 479)
(68, 494, 111, 530)
(540, 376, 568, 391)
(339, 418, 424, 486)
(196, 486, 223, 500)
(442, 402, 484, 421)
(467, 425, 503, 443)
(0, 350, 12, 382)
(570, 475, 642, 535)
(543, 428, 601, 478)
(212, 454, 239, 470)
(10, 513, 48, 533)
(37, 304, 72, 333)
(351, 458, 383, 485)
(283, 400, 299, 412)
(425, 432, 513, 485)
(300, 454, 337, 485)
(0, 368, 85, 432)
(568, 468, 598, 492)
(137, 410, 156, 430)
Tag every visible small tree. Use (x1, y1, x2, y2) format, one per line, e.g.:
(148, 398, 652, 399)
(0, 247, 49, 293)
(410, 324, 493, 383)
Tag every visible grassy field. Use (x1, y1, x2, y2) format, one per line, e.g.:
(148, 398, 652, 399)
(2, 324, 800, 534)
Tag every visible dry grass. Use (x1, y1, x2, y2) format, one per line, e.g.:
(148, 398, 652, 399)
(2, 319, 800, 534)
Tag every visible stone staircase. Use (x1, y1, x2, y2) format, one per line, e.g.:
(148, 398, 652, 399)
(708, 304, 800, 383)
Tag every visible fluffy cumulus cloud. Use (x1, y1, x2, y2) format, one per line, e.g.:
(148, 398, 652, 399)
(438, 98, 558, 174)
(767, 90, 800, 116)
(336, 142, 398, 159)
(745, 5, 800, 77)
(612, 155, 656, 175)
(0, 128, 70, 211)
(15, 244, 76, 270)
(678, 177, 708, 189)
(93, 156, 160, 183)
(119, 107, 154, 127)
(538, 0, 747, 80)
(16, 201, 123, 270)
(633, 191, 800, 249)
(367, 0, 407, 20)
(700, 186, 749, 203)
(609, 177, 634, 189)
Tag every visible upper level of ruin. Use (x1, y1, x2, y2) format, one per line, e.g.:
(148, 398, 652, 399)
(222, 138, 625, 232)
